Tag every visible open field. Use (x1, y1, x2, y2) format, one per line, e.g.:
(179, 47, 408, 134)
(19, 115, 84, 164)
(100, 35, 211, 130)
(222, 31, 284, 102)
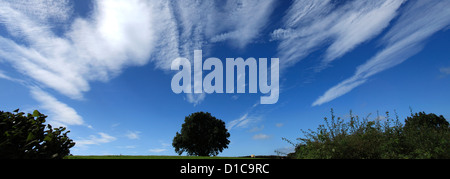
(65, 155, 254, 159)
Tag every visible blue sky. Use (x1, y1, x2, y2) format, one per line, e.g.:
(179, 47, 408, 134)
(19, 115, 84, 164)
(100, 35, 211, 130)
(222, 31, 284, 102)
(1, 0, 450, 156)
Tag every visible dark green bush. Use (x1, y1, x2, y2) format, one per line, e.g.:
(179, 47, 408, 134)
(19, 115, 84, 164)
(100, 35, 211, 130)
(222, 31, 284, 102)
(402, 112, 450, 159)
(0, 109, 75, 159)
(285, 109, 450, 159)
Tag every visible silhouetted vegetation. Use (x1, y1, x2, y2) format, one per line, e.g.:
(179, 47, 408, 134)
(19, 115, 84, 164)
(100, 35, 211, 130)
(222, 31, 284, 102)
(173, 112, 230, 156)
(283, 109, 450, 159)
(0, 109, 75, 159)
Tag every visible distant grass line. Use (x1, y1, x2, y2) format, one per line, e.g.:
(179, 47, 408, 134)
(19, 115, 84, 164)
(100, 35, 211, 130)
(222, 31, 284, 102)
(65, 155, 254, 159)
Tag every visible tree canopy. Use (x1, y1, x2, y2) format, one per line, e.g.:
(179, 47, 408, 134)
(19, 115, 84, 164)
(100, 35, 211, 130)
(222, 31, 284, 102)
(172, 112, 230, 156)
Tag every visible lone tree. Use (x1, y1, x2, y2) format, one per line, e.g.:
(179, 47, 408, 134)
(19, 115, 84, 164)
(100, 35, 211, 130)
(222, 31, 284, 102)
(0, 109, 75, 159)
(172, 112, 230, 156)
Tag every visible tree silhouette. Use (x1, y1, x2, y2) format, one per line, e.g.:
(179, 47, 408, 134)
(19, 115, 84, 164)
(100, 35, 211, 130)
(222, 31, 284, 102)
(172, 112, 230, 156)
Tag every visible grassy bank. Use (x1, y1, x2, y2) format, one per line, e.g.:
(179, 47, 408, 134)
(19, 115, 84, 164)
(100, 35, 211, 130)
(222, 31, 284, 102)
(65, 155, 253, 159)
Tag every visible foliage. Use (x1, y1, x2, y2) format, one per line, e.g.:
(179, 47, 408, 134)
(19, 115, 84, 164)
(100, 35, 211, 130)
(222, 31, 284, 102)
(0, 109, 75, 159)
(402, 112, 450, 158)
(285, 109, 450, 159)
(172, 112, 230, 156)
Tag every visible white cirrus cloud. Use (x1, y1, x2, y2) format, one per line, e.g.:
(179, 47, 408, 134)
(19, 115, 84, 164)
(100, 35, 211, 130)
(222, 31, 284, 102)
(30, 87, 84, 127)
(440, 67, 450, 76)
(272, 0, 404, 69)
(0, 0, 277, 106)
(1, 0, 72, 24)
(125, 131, 141, 140)
(252, 134, 270, 140)
(74, 132, 117, 148)
(165, 0, 276, 104)
(0, 0, 161, 100)
(227, 113, 262, 131)
(227, 113, 249, 130)
(148, 148, 167, 153)
(275, 123, 284, 128)
(312, 0, 450, 106)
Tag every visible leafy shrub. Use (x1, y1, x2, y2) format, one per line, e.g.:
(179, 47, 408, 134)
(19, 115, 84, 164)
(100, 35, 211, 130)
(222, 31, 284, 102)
(402, 112, 450, 158)
(0, 109, 75, 159)
(284, 109, 450, 159)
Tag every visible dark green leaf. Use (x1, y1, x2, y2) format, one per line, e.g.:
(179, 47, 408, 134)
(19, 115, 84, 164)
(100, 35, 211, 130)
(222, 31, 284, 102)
(32, 110, 41, 117)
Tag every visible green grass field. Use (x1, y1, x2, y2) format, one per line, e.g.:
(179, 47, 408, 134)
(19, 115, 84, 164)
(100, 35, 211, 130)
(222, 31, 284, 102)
(65, 155, 253, 159)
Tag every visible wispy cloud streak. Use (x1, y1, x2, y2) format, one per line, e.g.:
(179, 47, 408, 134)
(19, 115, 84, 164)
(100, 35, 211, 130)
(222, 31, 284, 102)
(272, 0, 404, 69)
(0, 0, 276, 109)
(312, 0, 450, 106)
(29, 87, 84, 127)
